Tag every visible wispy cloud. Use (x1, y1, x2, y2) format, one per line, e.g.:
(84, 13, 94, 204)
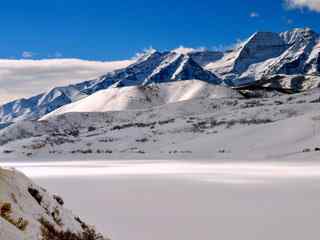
(212, 39, 245, 52)
(250, 12, 260, 18)
(287, 18, 294, 24)
(285, 0, 320, 12)
(48, 52, 63, 58)
(0, 58, 133, 105)
(22, 51, 35, 58)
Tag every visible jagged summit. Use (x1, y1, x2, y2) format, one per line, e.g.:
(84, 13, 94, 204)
(280, 27, 319, 45)
(206, 27, 319, 85)
(83, 50, 220, 94)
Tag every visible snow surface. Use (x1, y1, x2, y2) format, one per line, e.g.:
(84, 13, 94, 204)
(42, 80, 240, 119)
(1, 80, 320, 161)
(3, 160, 320, 240)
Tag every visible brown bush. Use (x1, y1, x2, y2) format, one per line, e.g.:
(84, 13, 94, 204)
(0, 202, 28, 231)
(39, 217, 107, 240)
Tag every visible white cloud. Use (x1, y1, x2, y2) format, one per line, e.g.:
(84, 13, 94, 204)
(287, 18, 294, 24)
(285, 0, 320, 12)
(212, 39, 245, 52)
(0, 58, 133, 105)
(48, 52, 63, 58)
(22, 51, 35, 58)
(250, 12, 260, 18)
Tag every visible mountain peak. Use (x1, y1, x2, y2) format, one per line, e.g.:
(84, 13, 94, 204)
(134, 48, 159, 63)
(280, 27, 318, 45)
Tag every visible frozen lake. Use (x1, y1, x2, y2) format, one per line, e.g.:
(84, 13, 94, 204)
(3, 160, 320, 240)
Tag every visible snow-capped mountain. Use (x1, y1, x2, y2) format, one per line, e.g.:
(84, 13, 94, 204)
(0, 167, 107, 240)
(0, 50, 220, 124)
(81, 50, 221, 93)
(206, 28, 320, 85)
(0, 28, 319, 125)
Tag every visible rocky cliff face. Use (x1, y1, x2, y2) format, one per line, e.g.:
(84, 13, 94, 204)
(206, 28, 320, 86)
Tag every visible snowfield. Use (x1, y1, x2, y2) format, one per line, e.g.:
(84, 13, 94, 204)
(3, 159, 320, 240)
(42, 80, 241, 118)
(0, 79, 320, 161)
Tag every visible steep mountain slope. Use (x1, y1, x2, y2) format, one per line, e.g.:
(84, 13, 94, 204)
(42, 80, 240, 119)
(0, 50, 220, 124)
(0, 86, 88, 123)
(0, 167, 107, 240)
(81, 50, 220, 93)
(206, 28, 320, 86)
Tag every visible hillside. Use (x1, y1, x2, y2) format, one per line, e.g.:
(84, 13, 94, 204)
(0, 80, 320, 160)
(42, 80, 241, 119)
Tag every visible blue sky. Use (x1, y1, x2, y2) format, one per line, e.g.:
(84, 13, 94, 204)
(0, 0, 320, 60)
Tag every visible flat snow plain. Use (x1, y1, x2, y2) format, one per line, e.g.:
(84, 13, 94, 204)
(3, 159, 320, 240)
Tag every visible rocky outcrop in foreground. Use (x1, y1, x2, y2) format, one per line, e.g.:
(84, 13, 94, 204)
(0, 167, 108, 240)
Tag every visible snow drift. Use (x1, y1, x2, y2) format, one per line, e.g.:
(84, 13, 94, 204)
(42, 80, 241, 119)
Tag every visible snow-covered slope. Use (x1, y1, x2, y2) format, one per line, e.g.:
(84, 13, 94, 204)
(82, 50, 220, 93)
(0, 167, 107, 240)
(42, 80, 240, 119)
(0, 50, 220, 124)
(0, 66, 127, 124)
(1, 84, 320, 161)
(206, 28, 320, 86)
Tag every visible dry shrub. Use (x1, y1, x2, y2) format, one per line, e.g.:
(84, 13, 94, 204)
(0, 202, 28, 231)
(39, 217, 106, 240)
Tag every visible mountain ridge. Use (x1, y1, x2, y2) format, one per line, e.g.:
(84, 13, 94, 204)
(0, 27, 319, 124)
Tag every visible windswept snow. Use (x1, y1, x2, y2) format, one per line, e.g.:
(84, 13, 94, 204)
(42, 80, 240, 119)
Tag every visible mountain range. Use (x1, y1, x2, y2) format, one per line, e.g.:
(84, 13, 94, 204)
(0, 27, 319, 125)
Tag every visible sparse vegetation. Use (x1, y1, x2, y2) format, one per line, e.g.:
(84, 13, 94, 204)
(53, 195, 64, 206)
(136, 138, 148, 143)
(310, 97, 320, 103)
(39, 217, 106, 240)
(88, 126, 96, 132)
(3, 150, 14, 154)
(0, 202, 29, 231)
(52, 207, 63, 226)
(191, 118, 273, 132)
(28, 187, 43, 205)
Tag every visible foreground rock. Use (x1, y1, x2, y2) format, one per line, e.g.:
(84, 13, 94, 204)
(0, 167, 108, 240)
